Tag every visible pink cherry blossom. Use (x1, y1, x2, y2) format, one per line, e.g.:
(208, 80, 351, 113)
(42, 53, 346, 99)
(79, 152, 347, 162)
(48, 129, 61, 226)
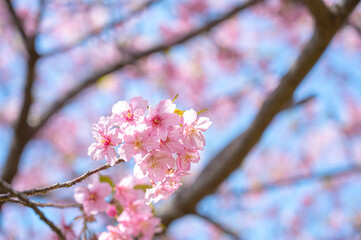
(145, 170, 189, 204)
(159, 125, 184, 153)
(135, 150, 175, 182)
(98, 225, 131, 240)
(115, 175, 144, 207)
(146, 99, 181, 141)
(74, 178, 112, 215)
(117, 125, 158, 162)
(88, 116, 121, 166)
(111, 96, 148, 130)
(138, 216, 163, 240)
(176, 149, 200, 171)
(106, 205, 117, 218)
(181, 109, 212, 149)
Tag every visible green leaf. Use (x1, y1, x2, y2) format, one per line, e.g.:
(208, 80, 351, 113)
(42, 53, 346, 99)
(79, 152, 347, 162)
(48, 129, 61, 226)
(99, 174, 114, 188)
(134, 184, 152, 192)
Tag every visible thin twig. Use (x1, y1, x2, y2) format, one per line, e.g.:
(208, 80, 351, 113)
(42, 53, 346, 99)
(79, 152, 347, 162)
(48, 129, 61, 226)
(4, 0, 32, 53)
(195, 212, 239, 239)
(8, 199, 81, 209)
(0, 159, 124, 202)
(0, 178, 65, 240)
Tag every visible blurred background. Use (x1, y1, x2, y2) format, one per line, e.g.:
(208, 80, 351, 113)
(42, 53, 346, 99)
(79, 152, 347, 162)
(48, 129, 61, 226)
(1, 0, 361, 239)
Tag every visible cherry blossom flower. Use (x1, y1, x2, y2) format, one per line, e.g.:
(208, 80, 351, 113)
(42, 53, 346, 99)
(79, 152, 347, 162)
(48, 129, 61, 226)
(115, 175, 144, 207)
(88, 116, 120, 166)
(145, 170, 189, 204)
(181, 109, 212, 149)
(176, 149, 200, 171)
(135, 150, 175, 182)
(159, 125, 184, 153)
(117, 125, 158, 162)
(146, 99, 181, 141)
(74, 178, 112, 215)
(112, 96, 148, 130)
(98, 225, 131, 240)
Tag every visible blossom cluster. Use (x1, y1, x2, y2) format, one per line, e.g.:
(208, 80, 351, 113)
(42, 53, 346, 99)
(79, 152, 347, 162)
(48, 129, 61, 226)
(73, 96, 211, 239)
(74, 176, 162, 240)
(88, 96, 212, 204)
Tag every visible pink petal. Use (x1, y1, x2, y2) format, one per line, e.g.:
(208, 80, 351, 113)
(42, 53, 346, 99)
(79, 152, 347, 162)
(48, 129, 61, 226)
(112, 101, 129, 115)
(197, 117, 212, 131)
(182, 109, 197, 125)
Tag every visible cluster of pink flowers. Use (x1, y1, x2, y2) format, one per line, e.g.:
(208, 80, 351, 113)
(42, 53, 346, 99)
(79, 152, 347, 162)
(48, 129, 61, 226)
(73, 96, 211, 239)
(74, 176, 162, 240)
(88, 96, 212, 204)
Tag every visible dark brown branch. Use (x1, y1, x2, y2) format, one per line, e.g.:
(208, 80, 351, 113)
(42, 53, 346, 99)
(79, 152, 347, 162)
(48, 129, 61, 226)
(32, 0, 262, 135)
(42, 0, 159, 57)
(158, 0, 360, 227)
(194, 212, 239, 239)
(302, 0, 333, 25)
(0, 159, 124, 202)
(281, 95, 315, 111)
(0, 178, 65, 240)
(8, 199, 81, 209)
(4, 0, 33, 53)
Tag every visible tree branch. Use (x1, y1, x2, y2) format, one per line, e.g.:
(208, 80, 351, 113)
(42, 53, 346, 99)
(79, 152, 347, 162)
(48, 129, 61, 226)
(0, 159, 124, 202)
(4, 0, 33, 53)
(8, 199, 81, 209)
(0, 178, 65, 240)
(302, 0, 333, 25)
(158, 0, 360, 227)
(42, 0, 159, 57)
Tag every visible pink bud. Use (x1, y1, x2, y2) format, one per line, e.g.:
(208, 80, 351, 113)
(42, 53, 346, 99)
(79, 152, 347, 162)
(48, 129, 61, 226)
(106, 205, 117, 218)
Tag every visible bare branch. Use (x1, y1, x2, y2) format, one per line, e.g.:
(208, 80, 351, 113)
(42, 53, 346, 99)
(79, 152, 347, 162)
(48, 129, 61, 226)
(8, 199, 81, 209)
(0, 178, 65, 240)
(194, 212, 239, 240)
(42, 0, 159, 57)
(158, 0, 361, 227)
(4, 0, 33, 53)
(32, 0, 262, 135)
(281, 95, 316, 111)
(302, 0, 333, 25)
(0, 159, 124, 202)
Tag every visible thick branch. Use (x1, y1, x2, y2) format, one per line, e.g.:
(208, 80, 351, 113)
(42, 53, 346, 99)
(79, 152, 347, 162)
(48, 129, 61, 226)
(32, 0, 262, 136)
(42, 0, 159, 57)
(0, 178, 65, 240)
(0, 159, 124, 202)
(302, 0, 333, 25)
(158, 0, 360, 226)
